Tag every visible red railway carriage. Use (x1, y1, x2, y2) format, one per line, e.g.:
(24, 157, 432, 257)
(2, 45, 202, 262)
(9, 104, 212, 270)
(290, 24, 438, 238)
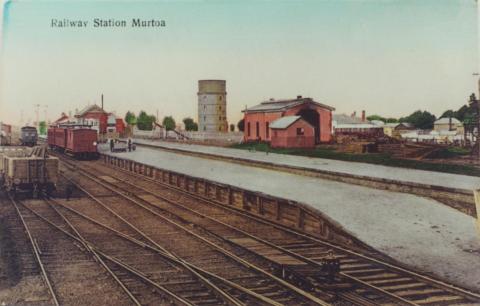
(66, 129, 98, 158)
(48, 125, 98, 159)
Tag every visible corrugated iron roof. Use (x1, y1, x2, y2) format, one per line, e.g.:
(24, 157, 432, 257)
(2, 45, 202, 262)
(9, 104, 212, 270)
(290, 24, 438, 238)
(332, 114, 366, 124)
(270, 116, 302, 129)
(243, 97, 335, 113)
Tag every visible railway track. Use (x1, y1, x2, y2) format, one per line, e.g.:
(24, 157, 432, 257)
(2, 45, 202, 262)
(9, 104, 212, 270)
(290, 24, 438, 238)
(7, 193, 270, 305)
(57, 159, 332, 305)
(5, 194, 147, 305)
(57, 155, 480, 306)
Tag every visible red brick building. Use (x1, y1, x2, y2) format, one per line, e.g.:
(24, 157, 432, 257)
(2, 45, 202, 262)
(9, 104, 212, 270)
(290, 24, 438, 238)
(242, 96, 335, 144)
(270, 116, 315, 148)
(75, 104, 108, 134)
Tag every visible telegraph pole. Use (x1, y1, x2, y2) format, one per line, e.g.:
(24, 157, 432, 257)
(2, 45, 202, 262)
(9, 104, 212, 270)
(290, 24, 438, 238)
(34, 104, 40, 129)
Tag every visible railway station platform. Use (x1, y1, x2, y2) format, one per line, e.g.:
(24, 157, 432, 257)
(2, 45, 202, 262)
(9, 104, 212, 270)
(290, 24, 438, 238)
(130, 139, 480, 191)
(100, 144, 480, 292)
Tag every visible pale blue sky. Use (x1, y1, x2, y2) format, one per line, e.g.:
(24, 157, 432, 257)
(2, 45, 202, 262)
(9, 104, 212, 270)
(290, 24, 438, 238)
(0, 0, 478, 125)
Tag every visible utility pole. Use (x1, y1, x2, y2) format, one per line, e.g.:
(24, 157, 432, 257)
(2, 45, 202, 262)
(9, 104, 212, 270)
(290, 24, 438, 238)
(34, 104, 40, 130)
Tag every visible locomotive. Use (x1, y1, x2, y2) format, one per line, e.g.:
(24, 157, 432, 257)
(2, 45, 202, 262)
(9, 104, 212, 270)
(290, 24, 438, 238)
(20, 126, 38, 146)
(48, 124, 99, 159)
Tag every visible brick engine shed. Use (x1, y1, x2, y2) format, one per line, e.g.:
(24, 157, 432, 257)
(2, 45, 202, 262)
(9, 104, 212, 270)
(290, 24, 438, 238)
(242, 96, 335, 145)
(270, 116, 315, 148)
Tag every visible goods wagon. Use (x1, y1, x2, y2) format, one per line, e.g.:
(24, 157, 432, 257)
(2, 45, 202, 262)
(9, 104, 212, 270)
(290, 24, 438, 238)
(48, 125, 98, 159)
(20, 126, 38, 146)
(0, 149, 58, 196)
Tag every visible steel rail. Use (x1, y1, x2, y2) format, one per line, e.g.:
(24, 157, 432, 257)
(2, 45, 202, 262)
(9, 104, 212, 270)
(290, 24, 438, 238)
(59, 161, 332, 306)
(90, 170, 417, 306)
(57, 175, 253, 306)
(6, 193, 60, 306)
(18, 197, 200, 306)
(82, 157, 480, 302)
(48, 193, 283, 306)
(42, 198, 143, 306)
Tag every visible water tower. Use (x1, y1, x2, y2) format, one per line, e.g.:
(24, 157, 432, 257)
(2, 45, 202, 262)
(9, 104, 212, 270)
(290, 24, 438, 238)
(197, 80, 227, 132)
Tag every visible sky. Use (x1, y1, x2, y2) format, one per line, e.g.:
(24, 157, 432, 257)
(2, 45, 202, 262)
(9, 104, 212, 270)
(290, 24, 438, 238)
(0, 0, 478, 126)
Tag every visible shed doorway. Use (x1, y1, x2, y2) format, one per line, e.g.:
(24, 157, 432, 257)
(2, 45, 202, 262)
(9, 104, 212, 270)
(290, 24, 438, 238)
(296, 108, 320, 143)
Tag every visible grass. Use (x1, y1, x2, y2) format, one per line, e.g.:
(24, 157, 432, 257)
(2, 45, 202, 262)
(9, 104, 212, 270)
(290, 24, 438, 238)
(230, 142, 480, 177)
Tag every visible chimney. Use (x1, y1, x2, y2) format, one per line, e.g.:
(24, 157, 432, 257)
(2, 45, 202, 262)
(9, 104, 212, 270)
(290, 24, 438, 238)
(297, 95, 302, 99)
(101, 94, 104, 110)
(362, 110, 366, 122)
(351, 111, 356, 118)
(449, 117, 452, 131)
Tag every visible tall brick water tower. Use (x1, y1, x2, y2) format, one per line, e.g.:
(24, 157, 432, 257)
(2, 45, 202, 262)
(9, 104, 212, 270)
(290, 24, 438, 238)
(198, 80, 227, 132)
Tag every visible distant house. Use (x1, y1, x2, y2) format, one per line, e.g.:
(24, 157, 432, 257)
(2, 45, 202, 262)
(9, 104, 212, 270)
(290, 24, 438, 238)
(382, 123, 399, 137)
(392, 123, 415, 138)
(332, 111, 384, 139)
(433, 117, 462, 132)
(242, 96, 335, 144)
(270, 116, 315, 148)
(75, 104, 108, 134)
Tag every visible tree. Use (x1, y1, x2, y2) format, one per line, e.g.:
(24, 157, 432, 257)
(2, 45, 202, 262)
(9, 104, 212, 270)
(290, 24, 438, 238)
(162, 116, 176, 131)
(385, 118, 398, 123)
(366, 114, 386, 122)
(137, 111, 155, 130)
(39, 121, 47, 135)
(125, 111, 137, 125)
(237, 119, 245, 132)
(229, 124, 235, 132)
(440, 109, 456, 119)
(183, 117, 198, 131)
(400, 110, 436, 129)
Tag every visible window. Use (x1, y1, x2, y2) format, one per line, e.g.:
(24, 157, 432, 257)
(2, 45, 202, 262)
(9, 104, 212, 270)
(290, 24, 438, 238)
(256, 122, 260, 138)
(203, 126, 206, 131)
(247, 122, 251, 137)
(266, 122, 269, 138)
(219, 96, 222, 101)
(219, 116, 222, 120)
(296, 127, 305, 135)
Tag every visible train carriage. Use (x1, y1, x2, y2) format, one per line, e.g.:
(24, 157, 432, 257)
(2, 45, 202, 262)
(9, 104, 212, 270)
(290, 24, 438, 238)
(48, 125, 98, 159)
(20, 126, 38, 146)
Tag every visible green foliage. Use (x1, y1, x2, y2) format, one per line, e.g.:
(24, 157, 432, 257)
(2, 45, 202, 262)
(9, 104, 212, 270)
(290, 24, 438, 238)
(162, 116, 176, 131)
(385, 118, 398, 123)
(125, 111, 137, 125)
(137, 111, 156, 131)
(38, 121, 47, 135)
(440, 110, 456, 119)
(229, 124, 235, 132)
(366, 114, 386, 122)
(182, 117, 198, 131)
(399, 110, 436, 129)
(237, 119, 245, 132)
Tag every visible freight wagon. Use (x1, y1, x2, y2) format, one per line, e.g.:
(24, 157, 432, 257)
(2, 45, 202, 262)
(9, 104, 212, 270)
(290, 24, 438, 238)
(20, 126, 38, 146)
(48, 125, 99, 159)
(0, 149, 58, 196)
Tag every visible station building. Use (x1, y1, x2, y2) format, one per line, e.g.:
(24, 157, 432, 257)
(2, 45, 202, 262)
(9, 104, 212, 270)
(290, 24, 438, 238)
(242, 96, 335, 146)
